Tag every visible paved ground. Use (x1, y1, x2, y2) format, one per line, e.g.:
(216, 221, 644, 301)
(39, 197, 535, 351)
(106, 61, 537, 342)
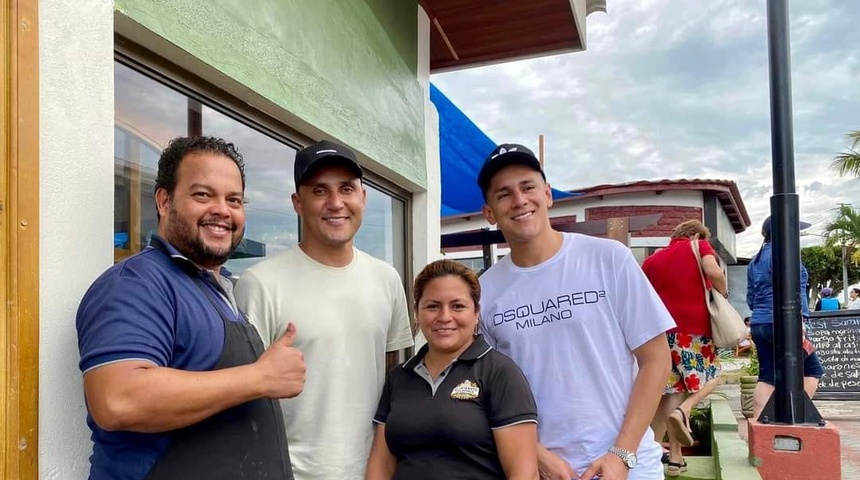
(718, 358, 860, 479)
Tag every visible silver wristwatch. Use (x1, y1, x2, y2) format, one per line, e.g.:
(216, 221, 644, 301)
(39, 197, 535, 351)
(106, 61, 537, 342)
(608, 445, 637, 469)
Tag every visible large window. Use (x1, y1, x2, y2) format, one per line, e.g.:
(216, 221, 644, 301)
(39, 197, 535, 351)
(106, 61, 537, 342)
(114, 59, 408, 277)
(356, 185, 407, 281)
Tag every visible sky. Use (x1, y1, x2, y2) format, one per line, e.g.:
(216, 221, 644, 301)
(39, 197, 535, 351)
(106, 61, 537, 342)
(431, 0, 860, 258)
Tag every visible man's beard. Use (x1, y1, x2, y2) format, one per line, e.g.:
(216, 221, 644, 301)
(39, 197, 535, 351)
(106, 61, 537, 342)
(164, 203, 243, 269)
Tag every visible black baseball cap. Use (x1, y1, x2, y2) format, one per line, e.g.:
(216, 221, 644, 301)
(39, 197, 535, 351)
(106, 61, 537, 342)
(477, 143, 546, 198)
(294, 140, 363, 188)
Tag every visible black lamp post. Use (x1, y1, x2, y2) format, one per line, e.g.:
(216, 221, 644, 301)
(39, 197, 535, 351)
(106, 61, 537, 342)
(761, 0, 822, 425)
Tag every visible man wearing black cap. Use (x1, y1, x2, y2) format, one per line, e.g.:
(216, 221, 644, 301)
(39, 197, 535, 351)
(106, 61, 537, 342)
(234, 140, 413, 480)
(476, 144, 674, 480)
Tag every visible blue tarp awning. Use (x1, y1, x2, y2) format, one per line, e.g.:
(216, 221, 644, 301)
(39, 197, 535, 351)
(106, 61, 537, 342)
(430, 83, 573, 217)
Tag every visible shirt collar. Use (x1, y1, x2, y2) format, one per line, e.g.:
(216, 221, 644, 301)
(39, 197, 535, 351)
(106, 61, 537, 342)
(149, 234, 233, 278)
(402, 335, 492, 370)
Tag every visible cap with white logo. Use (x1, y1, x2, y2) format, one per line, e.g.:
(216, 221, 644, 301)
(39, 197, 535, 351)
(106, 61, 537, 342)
(294, 140, 363, 189)
(477, 143, 545, 199)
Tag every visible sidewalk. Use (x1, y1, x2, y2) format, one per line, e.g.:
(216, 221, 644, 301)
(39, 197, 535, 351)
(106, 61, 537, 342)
(718, 361, 860, 479)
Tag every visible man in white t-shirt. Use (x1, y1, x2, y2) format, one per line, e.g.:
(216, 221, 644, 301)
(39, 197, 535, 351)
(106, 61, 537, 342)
(234, 140, 414, 480)
(476, 143, 675, 480)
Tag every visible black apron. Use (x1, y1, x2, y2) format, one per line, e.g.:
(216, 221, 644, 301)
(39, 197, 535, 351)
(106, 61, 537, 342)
(146, 241, 293, 480)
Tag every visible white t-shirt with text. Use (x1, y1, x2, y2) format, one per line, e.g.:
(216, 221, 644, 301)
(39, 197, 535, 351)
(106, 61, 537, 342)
(479, 233, 675, 479)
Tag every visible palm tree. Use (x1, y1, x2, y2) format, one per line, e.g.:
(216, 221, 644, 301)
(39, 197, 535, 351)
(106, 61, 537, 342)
(824, 205, 860, 249)
(832, 130, 860, 177)
(823, 206, 860, 300)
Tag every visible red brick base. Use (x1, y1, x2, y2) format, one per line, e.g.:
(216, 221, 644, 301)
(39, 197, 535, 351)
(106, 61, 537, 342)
(748, 419, 841, 480)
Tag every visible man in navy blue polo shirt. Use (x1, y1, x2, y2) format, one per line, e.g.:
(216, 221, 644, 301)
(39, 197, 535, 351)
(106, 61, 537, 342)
(76, 136, 306, 480)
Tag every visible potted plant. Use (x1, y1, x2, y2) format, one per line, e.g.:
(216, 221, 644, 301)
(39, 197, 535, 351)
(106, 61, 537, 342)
(739, 344, 759, 419)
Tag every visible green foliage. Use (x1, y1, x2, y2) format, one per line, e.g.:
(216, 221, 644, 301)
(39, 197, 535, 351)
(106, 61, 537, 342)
(824, 205, 860, 250)
(832, 130, 860, 177)
(717, 348, 735, 360)
(801, 244, 860, 294)
(743, 344, 759, 377)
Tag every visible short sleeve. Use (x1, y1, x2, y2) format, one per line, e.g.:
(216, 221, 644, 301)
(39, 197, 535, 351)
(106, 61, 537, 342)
(235, 268, 278, 348)
(485, 353, 538, 429)
(373, 370, 395, 424)
(699, 239, 717, 259)
(611, 245, 676, 350)
(386, 271, 414, 352)
(76, 270, 175, 373)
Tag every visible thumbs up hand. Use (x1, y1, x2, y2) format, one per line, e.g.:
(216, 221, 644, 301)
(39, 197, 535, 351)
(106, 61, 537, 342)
(255, 322, 306, 399)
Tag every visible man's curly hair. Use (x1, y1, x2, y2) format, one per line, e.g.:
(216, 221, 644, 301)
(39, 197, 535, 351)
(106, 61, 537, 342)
(155, 136, 246, 195)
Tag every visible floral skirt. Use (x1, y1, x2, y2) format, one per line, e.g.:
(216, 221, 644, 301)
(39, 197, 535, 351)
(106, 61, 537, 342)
(665, 332, 720, 394)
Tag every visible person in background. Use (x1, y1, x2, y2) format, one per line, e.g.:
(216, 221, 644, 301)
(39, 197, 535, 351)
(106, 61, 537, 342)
(476, 143, 674, 480)
(76, 136, 305, 480)
(814, 287, 841, 311)
(642, 220, 726, 477)
(747, 216, 824, 420)
(366, 259, 539, 480)
(235, 140, 414, 480)
(737, 317, 753, 352)
(847, 288, 860, 310)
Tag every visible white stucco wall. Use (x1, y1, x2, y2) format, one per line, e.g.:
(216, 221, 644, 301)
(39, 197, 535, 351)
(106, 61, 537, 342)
(574, 190, 704, 210)
(716, 205, 737, 259)
(412, 6, 440, 349)
(39, 0, 114, 478)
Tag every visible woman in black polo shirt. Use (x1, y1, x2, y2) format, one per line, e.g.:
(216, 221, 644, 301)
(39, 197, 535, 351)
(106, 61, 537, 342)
(366, 260, 538, 480)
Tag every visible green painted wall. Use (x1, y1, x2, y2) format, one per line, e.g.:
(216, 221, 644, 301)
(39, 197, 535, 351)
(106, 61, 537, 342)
(116, 0, 426, 188)
(365, 0, 418, 75)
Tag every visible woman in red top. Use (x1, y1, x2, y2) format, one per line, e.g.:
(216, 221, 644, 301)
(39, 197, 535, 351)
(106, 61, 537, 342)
(641, 220, 728, 476)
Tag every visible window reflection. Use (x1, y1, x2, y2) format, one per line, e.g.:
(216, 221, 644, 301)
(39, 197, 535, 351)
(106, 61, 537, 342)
(114, 62, 186, 259)
(203, 106, 299, 273)
(355, 185, 406, 280)
(114, 60, 409, 281)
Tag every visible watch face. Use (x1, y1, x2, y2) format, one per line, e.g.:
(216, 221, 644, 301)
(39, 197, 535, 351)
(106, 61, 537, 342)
(626, 453, 637, 469)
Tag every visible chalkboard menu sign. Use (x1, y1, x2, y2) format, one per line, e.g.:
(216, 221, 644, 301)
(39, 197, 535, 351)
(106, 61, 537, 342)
(807, 310, 860, 400)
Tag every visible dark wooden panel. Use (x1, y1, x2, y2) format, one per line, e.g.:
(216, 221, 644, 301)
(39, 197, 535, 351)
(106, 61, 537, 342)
(422, 0, 581, 71)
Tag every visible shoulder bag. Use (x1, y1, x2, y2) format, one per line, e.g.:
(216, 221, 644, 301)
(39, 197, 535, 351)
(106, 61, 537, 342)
(691, 237, 747, 348)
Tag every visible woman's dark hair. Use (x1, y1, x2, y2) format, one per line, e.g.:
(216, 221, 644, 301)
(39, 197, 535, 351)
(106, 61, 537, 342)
(155, 136, 246, 195)
(853, 288, 860, 296)
(413, 259, 481, 311)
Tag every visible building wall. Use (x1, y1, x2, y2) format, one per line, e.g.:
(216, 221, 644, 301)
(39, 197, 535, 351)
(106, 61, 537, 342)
(441, 190, 705, 251)
(39, 0, 115, 477)
(414, 6, 440, 351)
(586, 205, 704, 237)
(38, 2, 437, 477)
(115, 0, 426, 188)
(727, 264, 752, 318)
(716, 203, 737, 258)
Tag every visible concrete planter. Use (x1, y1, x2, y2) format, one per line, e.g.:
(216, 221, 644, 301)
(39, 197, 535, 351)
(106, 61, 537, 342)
(739, 375, 758, 419)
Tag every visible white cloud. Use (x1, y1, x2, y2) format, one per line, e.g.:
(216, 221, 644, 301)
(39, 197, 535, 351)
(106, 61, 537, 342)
(432, 0, 860, 258)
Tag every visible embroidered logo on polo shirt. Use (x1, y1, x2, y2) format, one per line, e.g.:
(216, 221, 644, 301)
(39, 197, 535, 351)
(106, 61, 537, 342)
(450, 380, 480, 400)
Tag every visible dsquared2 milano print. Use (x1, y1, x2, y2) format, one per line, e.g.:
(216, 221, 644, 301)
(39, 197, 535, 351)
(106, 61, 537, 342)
(492, 290, 607, 331)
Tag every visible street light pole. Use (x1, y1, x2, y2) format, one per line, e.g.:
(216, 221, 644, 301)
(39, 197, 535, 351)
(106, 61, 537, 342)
(761, 0, 821, 425)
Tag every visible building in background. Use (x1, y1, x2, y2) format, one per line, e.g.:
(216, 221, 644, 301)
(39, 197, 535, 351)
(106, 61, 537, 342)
(443, 178, 751, 271)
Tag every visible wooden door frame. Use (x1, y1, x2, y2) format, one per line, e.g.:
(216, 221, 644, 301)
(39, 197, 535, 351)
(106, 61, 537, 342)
(2, 0, 39, 478)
